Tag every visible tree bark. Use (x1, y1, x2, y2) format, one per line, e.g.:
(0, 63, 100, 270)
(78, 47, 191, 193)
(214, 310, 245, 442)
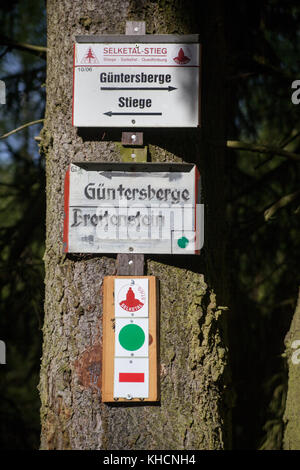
(283, 288, 300, 450)
(39, 0, 231, 450)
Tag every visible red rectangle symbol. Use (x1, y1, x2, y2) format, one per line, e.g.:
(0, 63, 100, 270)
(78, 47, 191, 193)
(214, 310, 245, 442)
(119, 373, 144, 383)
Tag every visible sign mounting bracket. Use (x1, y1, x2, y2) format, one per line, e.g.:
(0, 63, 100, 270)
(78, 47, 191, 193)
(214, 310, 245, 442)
(117, 21, 146, 277)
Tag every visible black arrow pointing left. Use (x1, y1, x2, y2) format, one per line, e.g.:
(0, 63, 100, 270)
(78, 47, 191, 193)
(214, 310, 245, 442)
(104, 111, 162, 117)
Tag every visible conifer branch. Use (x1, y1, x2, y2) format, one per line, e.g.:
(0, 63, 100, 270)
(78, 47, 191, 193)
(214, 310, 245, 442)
(0, 119, 44, 140)
(264, 190, 300, 221)
(0, 35, 47, 57)
(227, 140, 300, 162)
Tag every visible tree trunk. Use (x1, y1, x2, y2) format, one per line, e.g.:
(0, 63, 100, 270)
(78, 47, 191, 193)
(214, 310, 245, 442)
(283, 288, 300, 450)
(39, 0, 231, 450)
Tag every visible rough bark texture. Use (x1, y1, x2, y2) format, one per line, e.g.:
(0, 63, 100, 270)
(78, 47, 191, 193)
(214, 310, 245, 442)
(283, 288, 300, 450)
(39, 0, 231, 450)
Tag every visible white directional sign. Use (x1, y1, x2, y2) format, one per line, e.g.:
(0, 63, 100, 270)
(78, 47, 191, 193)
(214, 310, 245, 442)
(73, 37, 201, 127)
(63, 162, 204, 255)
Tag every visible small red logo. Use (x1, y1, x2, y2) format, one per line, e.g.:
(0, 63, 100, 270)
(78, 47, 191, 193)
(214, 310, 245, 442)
(118, 284, 145, 312)
(81, 47, 99, 64)
(173, 48, 190, 65)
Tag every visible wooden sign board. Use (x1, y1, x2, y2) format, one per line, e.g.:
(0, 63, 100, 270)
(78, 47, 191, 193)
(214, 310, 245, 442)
(102, 276, 159, 402)
(63, 162, 204, 254)
(73, 35, 201, 128)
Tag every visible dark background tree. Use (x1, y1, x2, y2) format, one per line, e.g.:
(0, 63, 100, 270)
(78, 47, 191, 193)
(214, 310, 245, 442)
(0, 0, 299, 450)
(226, 1, 300, 449)
(0, 0, 46, 449)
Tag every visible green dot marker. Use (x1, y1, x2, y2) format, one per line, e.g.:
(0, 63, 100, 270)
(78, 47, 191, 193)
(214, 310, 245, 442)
(119, 324, 145, 351)
(177, 236, 189, 249)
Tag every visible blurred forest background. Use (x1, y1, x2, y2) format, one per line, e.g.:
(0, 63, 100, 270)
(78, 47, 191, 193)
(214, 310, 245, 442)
(0, 0, 299, 450)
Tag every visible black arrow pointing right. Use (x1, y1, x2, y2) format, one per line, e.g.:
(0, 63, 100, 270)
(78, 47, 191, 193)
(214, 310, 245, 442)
(101, 86, 177, 92)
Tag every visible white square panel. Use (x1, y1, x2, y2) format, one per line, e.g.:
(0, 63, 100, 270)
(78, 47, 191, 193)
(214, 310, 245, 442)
(113, 357, 149, 399)
(115, 318, 148, 358)
(114, 278, 148, 318)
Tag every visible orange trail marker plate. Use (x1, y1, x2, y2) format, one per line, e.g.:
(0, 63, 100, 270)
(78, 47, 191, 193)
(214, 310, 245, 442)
(102, 276, 159, 403)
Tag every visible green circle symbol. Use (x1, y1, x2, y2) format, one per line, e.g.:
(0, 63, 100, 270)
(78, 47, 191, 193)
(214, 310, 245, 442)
(119, 324, 145, 351)
(177, 236, 189, 249)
